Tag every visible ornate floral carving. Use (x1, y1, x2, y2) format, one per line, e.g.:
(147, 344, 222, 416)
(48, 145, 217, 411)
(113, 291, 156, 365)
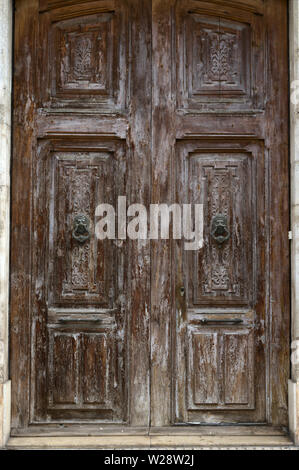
(71, 244, 90, 289)
(73, 36, 93, 78)
(71, 172, 90, 215)
(51, 151, 117, 308)
(204, 31, 237, 84)
(192, 160, 248, 303)
(190, 15, 250, 98)
(53, 15, 112, 95)
(203, 166, 240, 297)
(67, 169, 92, 292)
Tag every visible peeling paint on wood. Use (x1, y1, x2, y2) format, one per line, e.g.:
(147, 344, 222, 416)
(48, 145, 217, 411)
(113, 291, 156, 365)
(10, 0, 289, 434)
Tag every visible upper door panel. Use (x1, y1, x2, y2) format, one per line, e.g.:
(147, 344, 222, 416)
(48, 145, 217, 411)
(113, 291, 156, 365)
(176, 0, 265, 112)
(38, 0, 128, 111)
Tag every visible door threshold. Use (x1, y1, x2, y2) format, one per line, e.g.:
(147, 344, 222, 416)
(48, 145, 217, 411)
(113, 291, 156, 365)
(7, 425, 295, 449)
(6, 433, 295, 450)
(10, 424, 287, 438)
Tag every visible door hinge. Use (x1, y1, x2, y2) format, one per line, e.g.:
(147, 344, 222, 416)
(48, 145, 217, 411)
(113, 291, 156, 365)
(288, 231, 293, 240)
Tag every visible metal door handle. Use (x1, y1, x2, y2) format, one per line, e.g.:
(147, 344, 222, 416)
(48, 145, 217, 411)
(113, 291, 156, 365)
(200, 319, 243, 325)
(72, 214, 91, 243)
(58, 318, 101, 323)
(211, 214, 230, 244)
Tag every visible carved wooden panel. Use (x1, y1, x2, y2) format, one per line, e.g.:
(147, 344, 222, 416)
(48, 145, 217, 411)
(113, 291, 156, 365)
(52, 14, 113, 96)
(195, 155, 254, 305)
(48, 149, 119, 307)
(176, 141, 259, 307)
(176, 1, 264, 112)
(190, 15, 251, 97)
(188, 327, 254, 410)
(39, 1, 128, 110)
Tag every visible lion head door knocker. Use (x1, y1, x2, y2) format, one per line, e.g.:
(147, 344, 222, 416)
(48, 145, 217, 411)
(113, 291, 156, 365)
(72, 214, 91, 244)
(210, 214, 230, 245)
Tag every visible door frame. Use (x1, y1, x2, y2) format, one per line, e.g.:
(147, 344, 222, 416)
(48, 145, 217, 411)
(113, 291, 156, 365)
(0, 0, 298, 447)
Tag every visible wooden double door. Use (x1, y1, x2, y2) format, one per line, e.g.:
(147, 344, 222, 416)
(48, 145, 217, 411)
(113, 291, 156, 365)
(11, 0, 289, 433)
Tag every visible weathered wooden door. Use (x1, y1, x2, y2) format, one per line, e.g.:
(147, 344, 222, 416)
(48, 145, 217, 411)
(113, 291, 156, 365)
(161, 0, 290, 427)
(11, 0, 152, 431)
(11, 0, 289, 434)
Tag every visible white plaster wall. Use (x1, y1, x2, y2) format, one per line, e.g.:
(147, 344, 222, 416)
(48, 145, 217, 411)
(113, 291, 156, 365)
(0, 0, 11, 448)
